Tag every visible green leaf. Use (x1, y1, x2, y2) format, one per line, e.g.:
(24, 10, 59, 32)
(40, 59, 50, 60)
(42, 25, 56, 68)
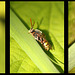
(69, 67, 75, 73)
(68, 43, 75, 72)
(10, 37, 41, 73)
(0, 1, 5, 17)
(68, 1, 75, 45)
(0, 1, 5, 73)
(10, 1, 64, 73)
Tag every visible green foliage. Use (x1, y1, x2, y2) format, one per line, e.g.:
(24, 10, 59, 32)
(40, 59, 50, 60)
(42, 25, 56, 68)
(69, 67, 75, 73)
(68, 43, 75, 73)
(10, 37, 41, 73)
(10, 1, 64, 73)
(68, 1, 75, 45)
(0, 1, 5, 73)
(68, 2, 75, 73)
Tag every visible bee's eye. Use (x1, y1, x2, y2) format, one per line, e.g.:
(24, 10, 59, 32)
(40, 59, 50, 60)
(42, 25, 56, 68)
(31, 29, 35, 33)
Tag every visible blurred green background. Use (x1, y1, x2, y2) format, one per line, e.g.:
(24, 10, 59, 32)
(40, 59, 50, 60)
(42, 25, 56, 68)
(0, 1, 5, 73)
(68, 1, 75, 73)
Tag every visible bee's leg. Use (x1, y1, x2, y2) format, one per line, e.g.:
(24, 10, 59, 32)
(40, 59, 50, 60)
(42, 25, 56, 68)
(42, 33, 46, 38)
(40, 37, 43, 44)
(42, 43, 46, 50)
(49, 43, 52, 50)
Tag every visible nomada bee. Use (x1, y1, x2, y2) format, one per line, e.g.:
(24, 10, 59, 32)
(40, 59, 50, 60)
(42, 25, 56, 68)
(29, 18, 52, 51)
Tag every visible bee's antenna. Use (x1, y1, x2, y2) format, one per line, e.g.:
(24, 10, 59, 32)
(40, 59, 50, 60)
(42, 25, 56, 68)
(30, 18, 35, 29)
(30, 18, 32, 28)
(33, 21, 35, 27)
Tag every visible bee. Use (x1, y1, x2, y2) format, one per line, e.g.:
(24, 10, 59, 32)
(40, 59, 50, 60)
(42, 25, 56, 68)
(29, 18, 52, 51)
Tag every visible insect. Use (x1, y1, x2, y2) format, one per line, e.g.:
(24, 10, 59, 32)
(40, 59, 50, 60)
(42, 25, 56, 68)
(29, 18, 52, 51)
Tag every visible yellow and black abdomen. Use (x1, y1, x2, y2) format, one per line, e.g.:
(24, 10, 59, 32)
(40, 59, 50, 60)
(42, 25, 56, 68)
(30, 29, 52, 51)
(42, 39, 52, 51)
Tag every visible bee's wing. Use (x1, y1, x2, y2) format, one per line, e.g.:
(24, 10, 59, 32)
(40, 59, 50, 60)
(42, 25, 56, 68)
(35, 29, 46, 38)
(35, 29, 42, 34)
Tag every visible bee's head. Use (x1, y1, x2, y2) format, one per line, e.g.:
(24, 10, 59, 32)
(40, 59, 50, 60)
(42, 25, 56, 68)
(29, 18, 35, 33)
(29, 28, 34, 33)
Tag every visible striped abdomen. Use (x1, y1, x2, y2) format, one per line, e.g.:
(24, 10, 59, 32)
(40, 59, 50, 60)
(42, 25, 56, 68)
(42, 38, 52, 51)
(31, 30, 52, 51)
(36, 35, 52, 51)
